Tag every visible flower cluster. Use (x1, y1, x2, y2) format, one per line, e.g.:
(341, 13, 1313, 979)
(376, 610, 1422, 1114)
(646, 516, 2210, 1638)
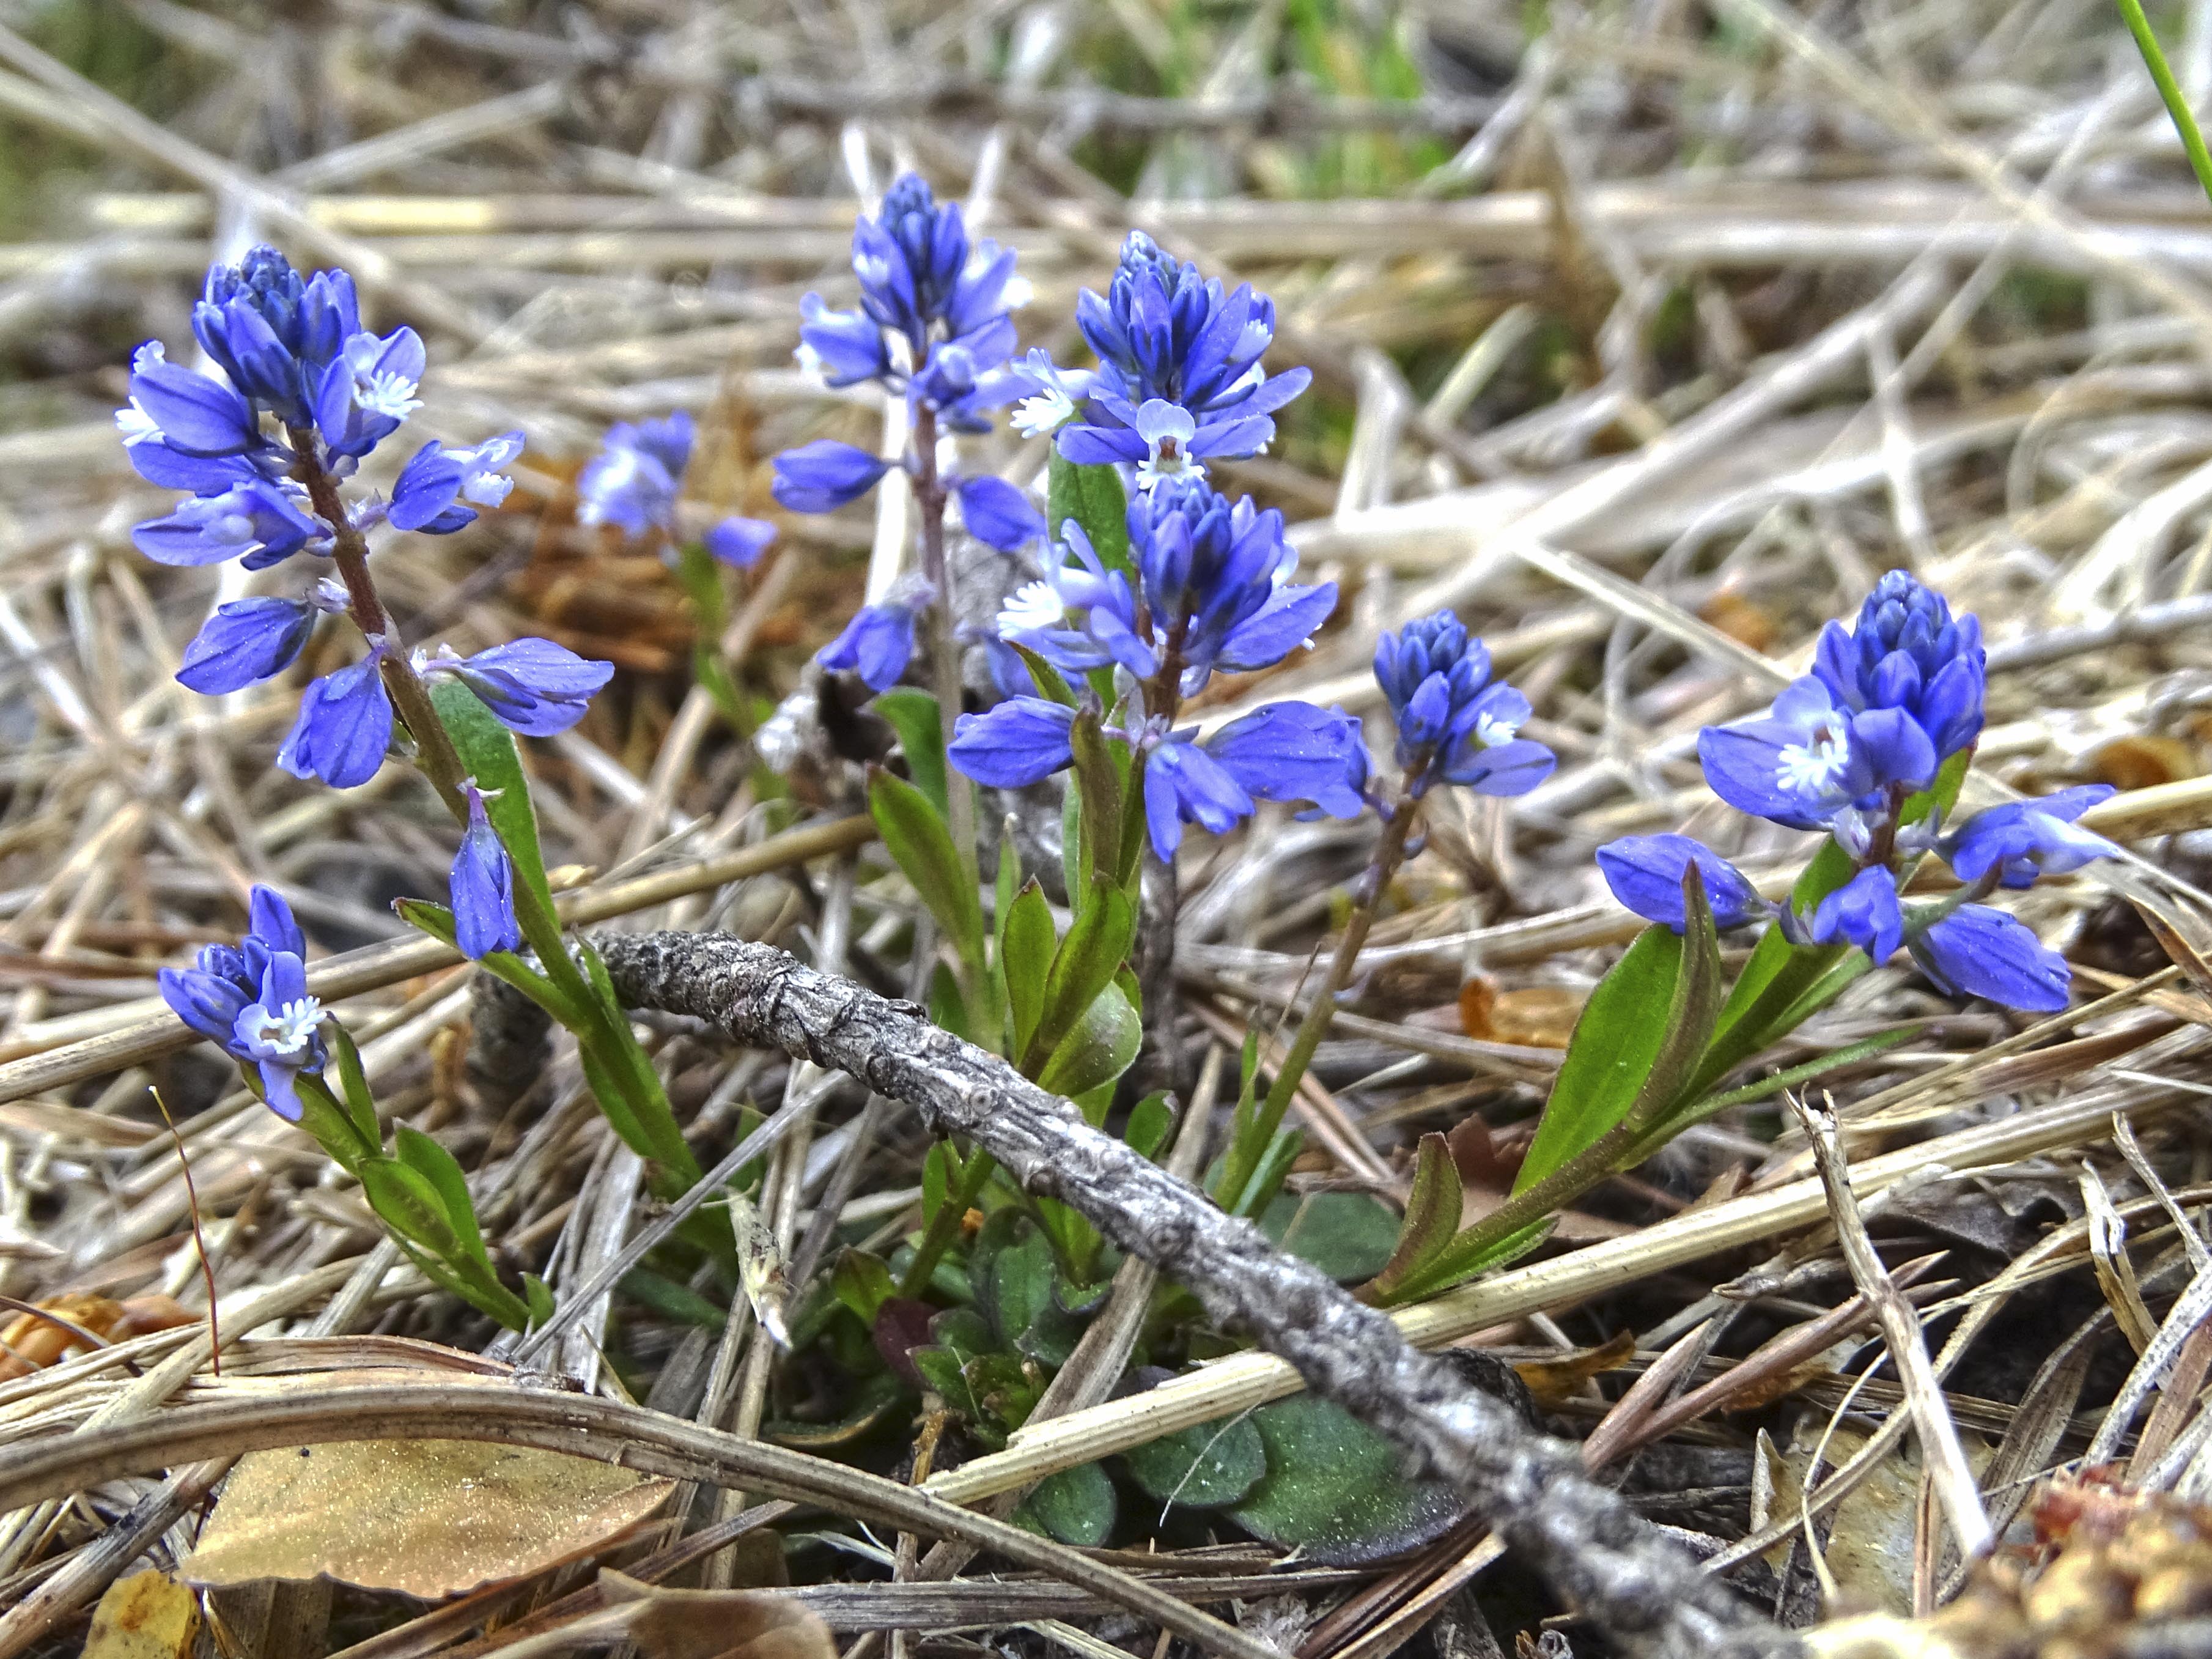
(1370, 613, 1557, 801)
(773, 175, 1033, 520)
(951, 472, 1366, 856)
(127, 248, 620, 976)
(575, 410, 777, 567)
(158, 887, 325, 1120)
(1054, 232, 1310, 486)
(1599, 573, 2114, 1011)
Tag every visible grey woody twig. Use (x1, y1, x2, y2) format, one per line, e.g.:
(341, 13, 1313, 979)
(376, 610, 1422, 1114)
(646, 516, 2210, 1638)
(588, 931, 1791, 1659)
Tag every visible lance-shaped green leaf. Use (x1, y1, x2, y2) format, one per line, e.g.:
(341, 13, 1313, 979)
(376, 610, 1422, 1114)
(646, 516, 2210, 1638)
(1017, 1461, 1116, 1546)
(1000, 880, 1056, 1063)
(1047, 451, 1130, 575)
(1035, 978, 1141, 1099)
(868, 766, 986, 976)
(323, 1022, 380, 1158)
(358, 1155, 466, 1260)
(1025, 883, 1136, 1073)
(1066, 707, 1126, 893)
(1363, 1132, 1463, 1303)
(395, 1125, 488, 1269)
(874, 687, 951, 818)
(1516, 863, 1722, 1191)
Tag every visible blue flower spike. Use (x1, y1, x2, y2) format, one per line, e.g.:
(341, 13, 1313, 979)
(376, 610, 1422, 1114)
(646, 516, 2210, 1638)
(1373, 612, 1556, 800)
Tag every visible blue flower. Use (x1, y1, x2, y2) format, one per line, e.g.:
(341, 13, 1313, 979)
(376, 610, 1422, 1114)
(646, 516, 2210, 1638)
(705, 516, 777, 569)
(1815, 571, 1985, 764)
(1697, 674, 1886, 831)
(420, 638, 613, 737)
(798, 294, 893, 389)
(907, 337, 1022, 431)
(1910, 904, 2070, 1012)
(311, 325, 425, 459)
(388, 434, 523, 534)
(1006, 349, 1095, 438)
(278, 647, 393, 788)
(192, 247, 361, 424)
(120, 342, 262, 457)
(1596, 835, 1770, 932)
(947, 697, 1077, 788)
(131, 479, 323, 570)
(996, 520, 1151, 678)
(771, 440, 893, 514)
(1134, 477, 1336, 692)
(177, 597, 318, 694)
(818, 600, 920, 692)
(158, 885, 325, 1121)
(117, 421, 265, 493)
(1203, 701, 1368, 821)
(1805, 867, 1904, 963)
(451, 783, 521, 960)
(1373, 612, 1556, 797)
(1143, 737, 1252, 857)
(1942, 786, 2118, 890)
(850, 173, 1020, 360)
(956, 476, 1045, 552)
(577, 413, 693, 534)
(1058, 232, 1310, 476)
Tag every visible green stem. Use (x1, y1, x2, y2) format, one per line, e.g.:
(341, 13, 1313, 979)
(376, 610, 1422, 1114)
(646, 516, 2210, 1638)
(2117, 0, 2212, 205)
(1214, 796, 1420, 1211)
(901, 1148, 998, 1299)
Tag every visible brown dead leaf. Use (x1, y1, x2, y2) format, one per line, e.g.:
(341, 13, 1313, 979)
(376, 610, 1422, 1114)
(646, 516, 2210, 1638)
(1457, 977, 1584, 1049)
(183, 1439, 673, 1597)
(1510, 1329, 1636, 1408)
(84, 1570, 198, 1658)
(600, 1571, 836, 1659)
(0, 1293, 193, 1380)
(2090, 735, 2199, 791)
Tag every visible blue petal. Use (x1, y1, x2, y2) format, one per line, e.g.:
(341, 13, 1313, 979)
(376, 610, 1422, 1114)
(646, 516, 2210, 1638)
(177, 597, 317, 694)
(1807, 867, 1904, 962)
(1441, 735, 1557, 797)
(946, 698, 1075, 789)
(817, 604, 916, 692)
(1911, 905, 2070, 1011)
(1141, 739, 1254, 860)
(956, 476, 1046, 552)
(1214, 580, 1337, 674)
(1204, 701, 1366, 818)
(704, 516, 777, 569)
(1596, 834, 1766, 932)
(276, 656, 394, 788)
(770, 441, 891, 514)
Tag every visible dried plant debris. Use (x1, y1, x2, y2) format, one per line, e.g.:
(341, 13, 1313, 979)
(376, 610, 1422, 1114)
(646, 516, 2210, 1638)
(9, 2, 2212, 1658)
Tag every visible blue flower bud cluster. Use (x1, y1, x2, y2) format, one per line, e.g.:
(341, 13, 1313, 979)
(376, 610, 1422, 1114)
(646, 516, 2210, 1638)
(129, 247, 622, 997)
(1598, 573, 2115, 1011)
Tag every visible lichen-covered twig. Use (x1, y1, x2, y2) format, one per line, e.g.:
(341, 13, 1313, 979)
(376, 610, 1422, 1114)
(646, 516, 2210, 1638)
(586, 930, 1792, 1659)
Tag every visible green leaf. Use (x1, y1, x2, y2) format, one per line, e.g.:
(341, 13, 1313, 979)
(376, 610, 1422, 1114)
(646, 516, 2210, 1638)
(325, 1021, 379, 1154)
(1260, 1191, 1400, 1282)
(869, 767, 986, 974)
(1034, 978, 1141, 1099)
(1061, 772, 1086, 909)
(1364, 1132, 1462, 1303)
(921, 1140, 957, 1227)
(1027, 884, 1136, 1073)
(394, 1125, 487, 1267)
(1517, 866, 1722, 1192)
(1008, 640, 1080, 708)
(1047, 451, 1130, 575)
(1017, 1461, 1116, 1547)
(1000, 881, 1056, 1063)
(1377, 1217, 1553, 1306)
(1065, 709, 1126, 893)
(1229, 1394, 1466, 1565)
(1124, 1092, 1174, 1161)
(874, 688, 951, 819)
(1230, 1126, 1304, 1221)
(1124, 1413, 1267, 1510)
(428, 678, 555, 920)
(358, 1155, 463, 1260)
(974, 1211, 1084, 1366)
(524, 1274, 555, 1331)
(833, 1248, 897, 1326)
(912, 1347, 979, 1419)
(290, 1075, 369, 1175)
